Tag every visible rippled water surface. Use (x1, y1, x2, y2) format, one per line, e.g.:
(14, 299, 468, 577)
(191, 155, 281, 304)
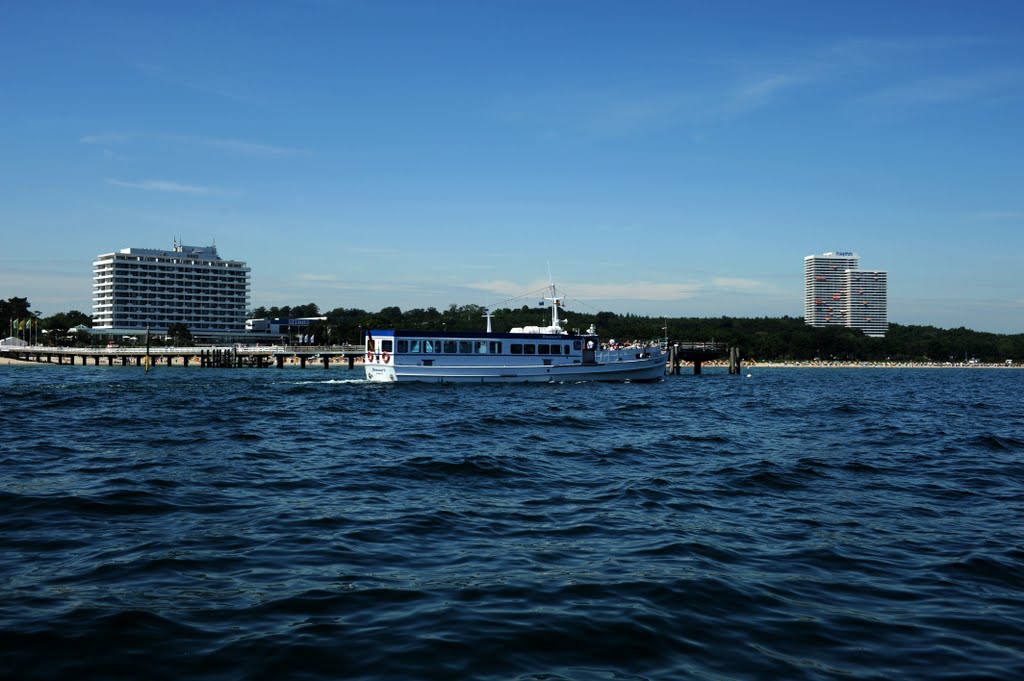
(1, 365, 1022, 680)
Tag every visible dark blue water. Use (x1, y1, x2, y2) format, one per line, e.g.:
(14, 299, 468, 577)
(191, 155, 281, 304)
(1, 365, 1022, 680)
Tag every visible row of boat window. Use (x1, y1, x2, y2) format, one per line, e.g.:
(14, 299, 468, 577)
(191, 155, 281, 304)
(392, 339, 581, 355)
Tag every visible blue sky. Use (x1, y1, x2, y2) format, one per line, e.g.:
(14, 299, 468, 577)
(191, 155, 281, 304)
(2, 0, 1022, 333)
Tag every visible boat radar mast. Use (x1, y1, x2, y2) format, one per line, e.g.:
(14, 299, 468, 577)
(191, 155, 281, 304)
(545, 285, 564, 331)
(508, 284, 569, 335)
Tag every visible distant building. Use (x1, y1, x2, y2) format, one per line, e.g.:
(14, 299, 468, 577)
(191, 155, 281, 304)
(246, 317, 326, 338)
(846, 269, 888, 338)
(804, 251, 887, 337)
(92, 241, 250, 340)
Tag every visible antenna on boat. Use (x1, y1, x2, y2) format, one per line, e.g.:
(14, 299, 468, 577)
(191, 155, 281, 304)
(544, 284, 563, 331)
(482, 309, 493, 333)
(543, 263, 564, 331)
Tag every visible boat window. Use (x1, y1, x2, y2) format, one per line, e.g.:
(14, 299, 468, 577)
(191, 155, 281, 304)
(424, 339, 435, 353)
(475, 341, 488, 354)
(490, 341, 502, 354)
(410, 339, 422, 353)
(431, 339, 442, 353)
(397, 340, 408, 353)
(381, 340, 393, 352)
(459, 341, 473, 353)
(510, 344, 522, 355)
(564, 345, 570, 354)
(443, 340, 457, 353)
(574, 340, 582, 350)
(538, 344, 550, 354)
(523, 344, 536, 355)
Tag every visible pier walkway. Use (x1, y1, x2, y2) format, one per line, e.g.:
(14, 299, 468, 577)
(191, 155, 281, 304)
(4, 341, 742, 374)
(0, 344, 367, 369)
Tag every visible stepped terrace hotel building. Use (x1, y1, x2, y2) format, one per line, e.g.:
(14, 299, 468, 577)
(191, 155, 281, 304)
(92, 242, 250, 340)
(804, 251, 887, 338)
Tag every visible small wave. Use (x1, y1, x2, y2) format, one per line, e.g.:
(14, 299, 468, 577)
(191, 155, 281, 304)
(479, 414, 540, 427)
(375, 454, 533, 481)
(0, 608, 209, 680)
(252, 478, 325, 492)
(728, 466, 810, 492)
(842, 460, 882, 473)
(968, 434, 1024, 451)
(287, 378, 369, 385)
(145, 435, 210, 446)
(937, 551, 1024, 591)
(2, 489, 178, 517)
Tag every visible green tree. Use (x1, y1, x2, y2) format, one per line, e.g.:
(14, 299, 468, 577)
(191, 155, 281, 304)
(290, 303, 320, 318)
(167, 322, 193, 346)
(1, 297, 31, 337)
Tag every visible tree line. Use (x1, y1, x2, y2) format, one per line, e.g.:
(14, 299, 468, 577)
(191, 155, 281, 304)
(260, 302, 1023, 363)
(4, 296, 1022, 362)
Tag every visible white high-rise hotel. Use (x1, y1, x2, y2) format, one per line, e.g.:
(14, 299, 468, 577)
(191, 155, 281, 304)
(93, 242, 250, 337)
(804, 251, 887, 337)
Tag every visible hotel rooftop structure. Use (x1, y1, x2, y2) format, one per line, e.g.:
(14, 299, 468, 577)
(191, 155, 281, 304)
(804, 251, 888, 338)
(92, 242, 250, 340)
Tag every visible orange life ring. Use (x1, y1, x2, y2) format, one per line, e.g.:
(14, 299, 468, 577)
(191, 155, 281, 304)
(366, 351, 375, 362)
(381, 351, 391, 363)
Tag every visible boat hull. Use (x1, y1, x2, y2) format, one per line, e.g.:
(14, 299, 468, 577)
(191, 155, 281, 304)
(365, 352, 667, 383)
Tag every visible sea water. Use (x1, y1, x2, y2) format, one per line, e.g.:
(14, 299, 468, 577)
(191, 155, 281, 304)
(1, 365, 1022, 680)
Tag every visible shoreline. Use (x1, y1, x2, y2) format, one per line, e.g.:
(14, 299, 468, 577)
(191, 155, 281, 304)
(3, 355, 1019, 370)
(742, 361, 1020, 369)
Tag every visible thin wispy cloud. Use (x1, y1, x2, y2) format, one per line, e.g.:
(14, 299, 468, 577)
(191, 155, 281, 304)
(728, 73, 809, 113)
(968, 210, 1024, 221)
(711, 277, 762, 291)
(206, 138, 308, 157)
(349, 246, 402, 256)
(106, 178, 216, 194)
(854, 69, 1024, 110)
(290, 279, 448, 296)
(81, 132, 307, 157)
(135, 61, 261, 106)
(584, 92, 697, 134)
(468, 279, 703, 303)
(101, 149, 128, 162)
(80, 132, 136, 145)
(508, 33, 1006, 133)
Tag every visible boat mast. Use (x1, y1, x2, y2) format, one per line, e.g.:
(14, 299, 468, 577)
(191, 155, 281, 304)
(545, 284, 562, 330)
(482, 309, 493, 333)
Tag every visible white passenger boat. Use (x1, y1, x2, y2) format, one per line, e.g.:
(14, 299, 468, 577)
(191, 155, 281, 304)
(364, 288, 667, 383)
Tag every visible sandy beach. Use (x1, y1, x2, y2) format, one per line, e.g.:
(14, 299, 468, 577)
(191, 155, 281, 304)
(0, 356, 44, 366)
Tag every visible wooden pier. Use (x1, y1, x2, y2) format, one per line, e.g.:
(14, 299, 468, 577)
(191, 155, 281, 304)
(667, 341, 742, 375)
(0, 344, 367, 369)
(4, 341, 742, 376)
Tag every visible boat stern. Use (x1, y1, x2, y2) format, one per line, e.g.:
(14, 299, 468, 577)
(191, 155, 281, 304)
(364, 330, 396, 381)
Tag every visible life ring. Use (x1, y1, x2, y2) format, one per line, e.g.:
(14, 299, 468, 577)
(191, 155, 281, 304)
(381, 351, 391, 363)
(366, 351, 375, 362)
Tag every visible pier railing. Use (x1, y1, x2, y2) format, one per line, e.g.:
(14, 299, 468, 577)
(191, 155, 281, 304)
(670, 341, 729, 353)
(1, 343, 366, 356)
(0, 343, 370, 368)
